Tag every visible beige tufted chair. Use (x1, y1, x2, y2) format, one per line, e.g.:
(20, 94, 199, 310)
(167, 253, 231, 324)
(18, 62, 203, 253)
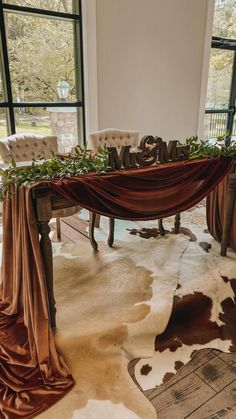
(89, 128, 140, 152)
(0, 133, 82, 240)
(0, 133, 58, 162)
(88, 129, 140, 249)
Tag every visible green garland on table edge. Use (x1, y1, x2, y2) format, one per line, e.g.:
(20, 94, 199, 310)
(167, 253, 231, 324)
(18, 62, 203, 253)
(0, 145, 109, 202)
(0, 137, 236, 202)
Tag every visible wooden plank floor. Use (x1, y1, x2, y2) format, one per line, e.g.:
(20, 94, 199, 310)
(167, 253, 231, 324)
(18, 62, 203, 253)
(51, 216, 236, 419)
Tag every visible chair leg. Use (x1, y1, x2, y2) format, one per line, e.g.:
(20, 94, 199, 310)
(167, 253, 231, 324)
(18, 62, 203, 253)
(89, 211, 98, 250)
(174, 213, 181, 234)
(107, 218, 115, 247)
(158, 219, 165, 236)
(94, 214, 101, 228)
(56, 218, 61, 240)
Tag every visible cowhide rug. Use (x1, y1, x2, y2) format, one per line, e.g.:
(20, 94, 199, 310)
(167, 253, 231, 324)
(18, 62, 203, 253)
(0, 204, 235, 419)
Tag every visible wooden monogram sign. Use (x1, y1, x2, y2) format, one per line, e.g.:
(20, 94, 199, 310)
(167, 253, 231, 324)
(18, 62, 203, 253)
(108, 135, 190, 170)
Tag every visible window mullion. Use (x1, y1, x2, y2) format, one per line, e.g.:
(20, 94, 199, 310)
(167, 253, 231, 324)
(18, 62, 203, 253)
(226, 51, 236, 142)
(0, 3, 15, 134)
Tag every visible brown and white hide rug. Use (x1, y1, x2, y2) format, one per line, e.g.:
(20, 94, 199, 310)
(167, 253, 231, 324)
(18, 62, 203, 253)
(0, 205, 235, 419)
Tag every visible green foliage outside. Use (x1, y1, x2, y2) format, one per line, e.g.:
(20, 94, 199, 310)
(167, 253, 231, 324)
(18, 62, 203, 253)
(5, 1, 76, 103)
(206, 0, 236, 108)
(0, 0, 79, 138)
(5, 1, 73, 13)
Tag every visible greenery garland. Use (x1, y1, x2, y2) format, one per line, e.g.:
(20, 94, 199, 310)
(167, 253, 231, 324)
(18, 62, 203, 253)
(186, 136, 236, 159)
(0, 137, 236, 202)
(0, 145, 109, 202)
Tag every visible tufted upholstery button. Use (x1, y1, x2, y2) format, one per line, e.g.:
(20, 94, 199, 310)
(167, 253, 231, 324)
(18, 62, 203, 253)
(0, 134, 58, 163)
(89, 129, 139, 155)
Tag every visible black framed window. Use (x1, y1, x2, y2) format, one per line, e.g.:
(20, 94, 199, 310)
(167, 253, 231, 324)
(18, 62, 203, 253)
(0, 0, 85, 150)
(205, 0, 236, 142)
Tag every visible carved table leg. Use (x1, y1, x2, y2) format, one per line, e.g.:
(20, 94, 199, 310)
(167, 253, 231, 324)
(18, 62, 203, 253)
(174, 213, 181, 234)
(221, 175, 236, 257)
(108, 218, 115, 247)
(56, 217, 61, 241)
(38, 220, 56, 330)
(89, 211, 98, 250)
(34, 193, 56, 331)
(158, 219, 165, 236)
(94, 214, 101, 228)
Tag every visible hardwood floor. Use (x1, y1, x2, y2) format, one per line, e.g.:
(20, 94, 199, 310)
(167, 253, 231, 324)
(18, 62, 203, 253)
(51, 216, 236, 419)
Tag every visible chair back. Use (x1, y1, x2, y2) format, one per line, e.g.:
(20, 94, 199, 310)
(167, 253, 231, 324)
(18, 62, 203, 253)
(89, 128, 139, 151)
(0, 133, 58, 163)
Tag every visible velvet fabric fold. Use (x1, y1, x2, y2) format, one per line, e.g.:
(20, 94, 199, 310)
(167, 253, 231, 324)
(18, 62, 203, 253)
(0, 156, 233, 418)
(43, 157, 233, 221)
(0, 187, 74, 419)
(207, 174, 236, 251)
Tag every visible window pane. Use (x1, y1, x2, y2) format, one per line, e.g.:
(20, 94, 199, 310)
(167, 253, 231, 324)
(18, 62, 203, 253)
(15, 107, 51, 136)
(48, 106, 80, 151)
(0, 109, 8, 139)
(213, 0, 236, 39)
(14, 106, 80, 151)
(232, 116, 236, 141)
(204, 113, 228, 139)
(0, 70, 4, 102)
(5, 13, 79, 102)
(206, 49, 234, 109)
(3, 0, 76, 14)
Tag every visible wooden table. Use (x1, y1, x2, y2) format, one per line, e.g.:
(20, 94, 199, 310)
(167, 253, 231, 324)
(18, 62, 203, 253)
(1, 161, 235, 330)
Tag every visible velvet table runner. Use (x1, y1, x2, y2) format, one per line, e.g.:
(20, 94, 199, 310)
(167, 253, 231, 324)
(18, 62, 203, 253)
(0, 156, 233, 418)
(43, 157, 233, 220)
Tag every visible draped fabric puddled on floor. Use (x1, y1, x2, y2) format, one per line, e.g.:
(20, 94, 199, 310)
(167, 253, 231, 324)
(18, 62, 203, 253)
(0, 156, 233, 418)
(0, 187, 74, 418)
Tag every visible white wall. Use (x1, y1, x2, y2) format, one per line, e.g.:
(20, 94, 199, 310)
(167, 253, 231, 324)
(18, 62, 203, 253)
(93, 0, 213, 140)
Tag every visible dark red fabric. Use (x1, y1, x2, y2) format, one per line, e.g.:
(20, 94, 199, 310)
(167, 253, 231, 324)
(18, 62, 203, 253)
(41, 157, 233, 220)
(0, 187, 74, 419)
(207, 174, 236, 251)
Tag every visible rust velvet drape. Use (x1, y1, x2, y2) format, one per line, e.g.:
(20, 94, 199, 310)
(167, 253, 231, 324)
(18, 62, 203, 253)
(44, 157, 234, 221)
(207, 173, 236, 251)
(0, 187, 74, 419)
(0, 156, 233, 418)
